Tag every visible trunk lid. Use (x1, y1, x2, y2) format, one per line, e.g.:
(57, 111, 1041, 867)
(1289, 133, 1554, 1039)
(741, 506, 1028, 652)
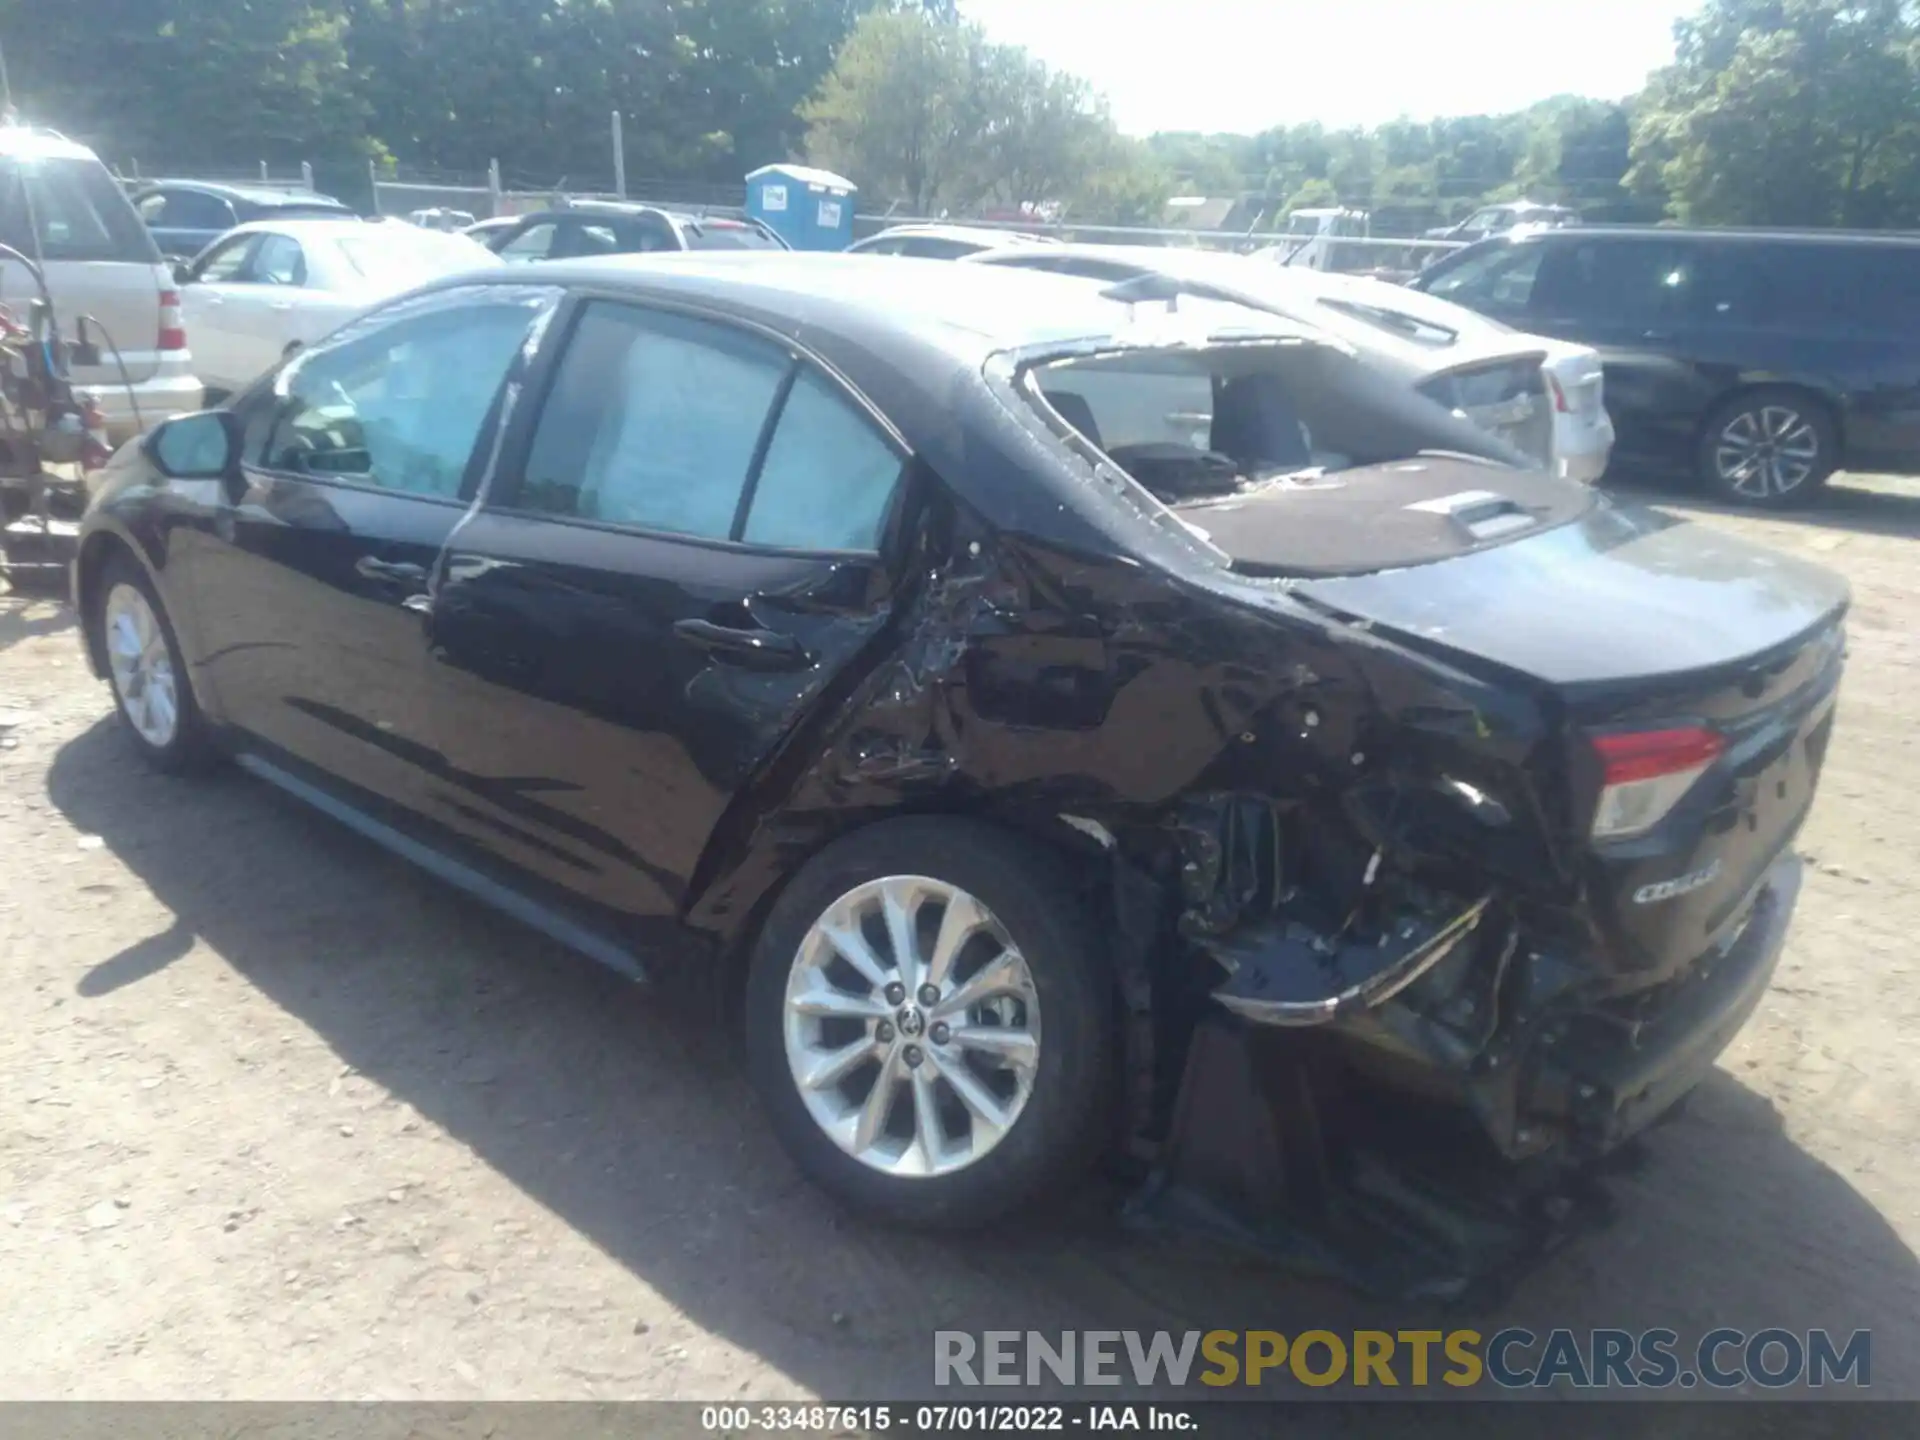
(1296, 501, 1848, 978)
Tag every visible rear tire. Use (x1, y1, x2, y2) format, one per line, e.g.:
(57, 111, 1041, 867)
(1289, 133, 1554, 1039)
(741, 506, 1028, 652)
(1697, 389, 1835, 508)
(91, 552, 215, 774)
(744, 817, 1117, 1229)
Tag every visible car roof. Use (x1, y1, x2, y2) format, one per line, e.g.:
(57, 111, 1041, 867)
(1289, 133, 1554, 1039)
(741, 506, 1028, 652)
(137, 179, 349, 209)
(1492, 224, 1920, 247)
(0, 125, 101, 163)
(488, 251, 1321, 358)
(860, 224, 1049, 247)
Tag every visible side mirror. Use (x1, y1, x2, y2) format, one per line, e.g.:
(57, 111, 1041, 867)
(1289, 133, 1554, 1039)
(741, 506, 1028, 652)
(148, 411, 238, 480)
(171, 259, 194, 285)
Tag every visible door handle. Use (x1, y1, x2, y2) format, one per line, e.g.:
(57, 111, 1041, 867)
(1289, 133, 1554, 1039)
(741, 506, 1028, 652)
(270, 300, 294, 312)
(356, 556, 428, 587)
(673, 618, 809, 671)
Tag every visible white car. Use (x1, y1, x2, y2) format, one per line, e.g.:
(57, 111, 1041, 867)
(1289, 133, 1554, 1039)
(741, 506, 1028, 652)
(176, 218, 503, 396)
(966, 244, 1614, 484)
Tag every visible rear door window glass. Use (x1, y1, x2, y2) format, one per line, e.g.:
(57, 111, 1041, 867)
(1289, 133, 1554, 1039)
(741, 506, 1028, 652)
(159, 191, 237, 232)
(517, 303, 790, 537)
(743, 370, 903, 551)
(0, 155, 157, 262)
(681, 220, 783, 251)
(253, 234, 308, 286)
(1531, 239, 1692, 324)
(898, 237, 980, 259)
(259, 291, 544, 497)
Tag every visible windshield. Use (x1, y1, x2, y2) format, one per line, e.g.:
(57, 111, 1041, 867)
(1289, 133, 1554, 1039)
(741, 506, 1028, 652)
(335, 230, 500, 287)
(0, 155, 159, 263)
(682, 219, 784, 251)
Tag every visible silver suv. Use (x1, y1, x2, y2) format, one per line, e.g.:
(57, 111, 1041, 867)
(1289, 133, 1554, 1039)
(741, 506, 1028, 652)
(0, 126, 203, 441)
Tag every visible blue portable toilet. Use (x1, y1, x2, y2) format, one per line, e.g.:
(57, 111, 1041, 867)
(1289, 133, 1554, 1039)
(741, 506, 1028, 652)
(746, 164, 856, 251)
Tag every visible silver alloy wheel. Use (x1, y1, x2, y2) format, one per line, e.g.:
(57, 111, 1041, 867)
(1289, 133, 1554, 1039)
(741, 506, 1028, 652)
(1715, 405, 1820, 499)
(104, 583, 179, 749)
(783, 875, 1041, 1178)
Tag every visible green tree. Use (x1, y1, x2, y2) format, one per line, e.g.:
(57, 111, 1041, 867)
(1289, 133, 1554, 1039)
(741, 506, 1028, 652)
(1629, 0, 1920, 226)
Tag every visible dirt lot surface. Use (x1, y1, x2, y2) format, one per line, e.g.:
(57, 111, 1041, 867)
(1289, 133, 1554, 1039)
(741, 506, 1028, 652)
(2, 474, 1918, 1405)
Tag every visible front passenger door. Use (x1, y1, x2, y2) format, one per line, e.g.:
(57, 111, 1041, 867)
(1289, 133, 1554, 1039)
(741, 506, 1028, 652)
(179, 232, 262, 394)
(423, 299, 911, 925)
(186, 284, 561, 817)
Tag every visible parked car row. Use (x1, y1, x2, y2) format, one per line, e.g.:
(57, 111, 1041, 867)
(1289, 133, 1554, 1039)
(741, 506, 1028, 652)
(1412, 224, 1920, 504)
(77, 251, 1847, 1283)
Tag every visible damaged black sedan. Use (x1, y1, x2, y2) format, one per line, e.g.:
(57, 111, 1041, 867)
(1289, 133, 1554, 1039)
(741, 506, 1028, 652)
(73, 254, 1847, 1294)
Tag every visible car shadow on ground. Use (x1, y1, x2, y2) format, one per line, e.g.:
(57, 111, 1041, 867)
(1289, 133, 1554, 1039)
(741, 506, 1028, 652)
(1605, 469, 1920, 541)
(0, 591, 75, 657)
(45, 717, 1920, 1404)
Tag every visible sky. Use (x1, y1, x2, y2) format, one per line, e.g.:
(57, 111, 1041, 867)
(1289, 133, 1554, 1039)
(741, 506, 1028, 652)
(961, 0, 1696, 136)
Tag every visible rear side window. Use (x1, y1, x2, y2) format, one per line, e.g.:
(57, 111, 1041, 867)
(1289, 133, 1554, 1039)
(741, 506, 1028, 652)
(899, 237, 982, 259)
(744, 369, 903, 551)
(160, 191, 237, 232)
(1704, 243, 1920, 333)
(516, 301, 901, 550)
(0, 155, 158, 263)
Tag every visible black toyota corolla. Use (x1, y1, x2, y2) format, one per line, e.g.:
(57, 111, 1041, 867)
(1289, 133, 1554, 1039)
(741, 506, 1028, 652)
(73, 254, 1848, 1295)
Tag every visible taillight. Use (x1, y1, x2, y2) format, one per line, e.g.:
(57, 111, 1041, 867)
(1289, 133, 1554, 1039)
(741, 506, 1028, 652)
(158, 289, 187, 351)
(1545, 371, 1570, 413)
(1589, 727, 1724, 840)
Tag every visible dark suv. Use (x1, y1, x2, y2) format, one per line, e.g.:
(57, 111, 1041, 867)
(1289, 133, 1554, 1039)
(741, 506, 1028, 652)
(1410, 226, 1920, 506)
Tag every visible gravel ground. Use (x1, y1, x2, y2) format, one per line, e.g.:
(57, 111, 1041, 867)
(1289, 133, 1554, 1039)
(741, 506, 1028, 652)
(1, 474, 1917, 1404)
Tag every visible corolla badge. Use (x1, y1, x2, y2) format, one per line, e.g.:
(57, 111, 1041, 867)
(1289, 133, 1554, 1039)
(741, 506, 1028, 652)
(1634, 860, 1723, 905)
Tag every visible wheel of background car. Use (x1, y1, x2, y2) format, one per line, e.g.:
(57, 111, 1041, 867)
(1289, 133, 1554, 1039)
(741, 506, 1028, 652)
(93, 551, 215, 774)
(1697, 388, 1836, 508)
(744, 817, 1117, 1229)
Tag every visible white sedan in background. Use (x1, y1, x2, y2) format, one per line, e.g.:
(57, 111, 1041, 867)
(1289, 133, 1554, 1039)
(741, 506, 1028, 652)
(176, 218, 503, 397)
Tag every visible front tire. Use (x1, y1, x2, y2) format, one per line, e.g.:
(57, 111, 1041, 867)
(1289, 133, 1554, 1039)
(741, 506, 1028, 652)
(1697, 389, 1835, 507)
(745, 817, 1117, 1229)
(93, 552, 214, 773)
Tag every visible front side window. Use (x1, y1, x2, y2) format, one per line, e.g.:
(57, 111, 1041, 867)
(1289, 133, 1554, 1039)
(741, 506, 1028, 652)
(194, 233, 260, 283)
(498, 221, 559, 262)
(516, 302, 903, 551)
(1421, 244, 1544, 312)
(256, 288, 550, 498)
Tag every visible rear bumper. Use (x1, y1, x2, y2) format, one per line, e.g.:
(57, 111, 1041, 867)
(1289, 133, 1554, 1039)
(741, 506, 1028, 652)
(1517, 852, 1801, 1155)
(75, 371, 206, 443)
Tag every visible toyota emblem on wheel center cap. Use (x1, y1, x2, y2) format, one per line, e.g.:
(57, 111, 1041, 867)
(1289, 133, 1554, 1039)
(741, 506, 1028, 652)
(897, 1004, 925, 1038)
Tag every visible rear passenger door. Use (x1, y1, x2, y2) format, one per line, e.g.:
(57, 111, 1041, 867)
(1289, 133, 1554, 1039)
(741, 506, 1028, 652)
(422, 297, 910, 924)
(1522, 237, 1707, 457)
